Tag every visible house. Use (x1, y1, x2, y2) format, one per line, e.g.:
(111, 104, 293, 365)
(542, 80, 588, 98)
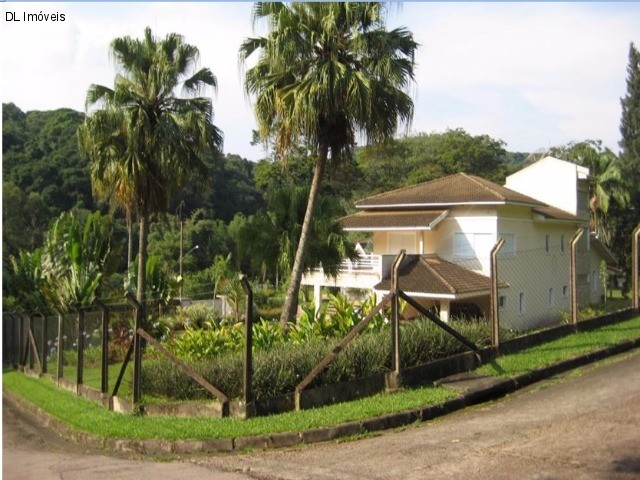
(301, 156, 616, 331)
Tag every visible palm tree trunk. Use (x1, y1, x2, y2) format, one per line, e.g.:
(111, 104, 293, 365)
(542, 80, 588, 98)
(137, 211, 149, 307)
(127, 210, 133, 271)
(280, 143, 328, 329)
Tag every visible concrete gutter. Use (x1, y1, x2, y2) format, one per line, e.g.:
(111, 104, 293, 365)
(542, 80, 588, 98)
(4, 336, 640, 456)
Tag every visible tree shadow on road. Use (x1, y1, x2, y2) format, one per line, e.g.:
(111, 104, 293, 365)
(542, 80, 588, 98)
(610, 456, 640, 477)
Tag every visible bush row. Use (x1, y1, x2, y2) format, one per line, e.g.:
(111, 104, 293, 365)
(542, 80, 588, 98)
(141, 318, 497, 401)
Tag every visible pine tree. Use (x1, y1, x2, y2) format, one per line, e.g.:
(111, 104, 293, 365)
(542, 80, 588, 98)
(614, 42, 640, 293)
(620, 43, 640, 189)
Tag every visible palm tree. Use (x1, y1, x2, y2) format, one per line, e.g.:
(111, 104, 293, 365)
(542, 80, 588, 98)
(79, 27, 223, 306)
(240, 2, 417, 325)
(550, 140, 630, 245)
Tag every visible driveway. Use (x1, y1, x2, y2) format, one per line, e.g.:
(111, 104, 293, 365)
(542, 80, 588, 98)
(4, 350, 640, 479)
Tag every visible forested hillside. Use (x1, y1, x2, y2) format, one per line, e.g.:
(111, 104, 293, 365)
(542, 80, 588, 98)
(2, 103, 264, 261)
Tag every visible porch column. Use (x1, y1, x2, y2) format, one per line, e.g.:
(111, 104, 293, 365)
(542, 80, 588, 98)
(419, 232, 425, 255)
(439, 299, 450, 323)
(314, 283, 322, 317)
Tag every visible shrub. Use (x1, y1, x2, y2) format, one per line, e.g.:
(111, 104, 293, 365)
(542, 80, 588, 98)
(141, 317, 497, 402)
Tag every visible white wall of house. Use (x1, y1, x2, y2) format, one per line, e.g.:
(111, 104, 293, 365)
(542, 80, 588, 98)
(495, 204, 588, 329)
(432, 207, 498, 275)
(505, 156, 590, 220)
(373, 207, 499, 275)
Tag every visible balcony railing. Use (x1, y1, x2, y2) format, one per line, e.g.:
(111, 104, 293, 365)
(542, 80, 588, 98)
(339, 253, 382, 274)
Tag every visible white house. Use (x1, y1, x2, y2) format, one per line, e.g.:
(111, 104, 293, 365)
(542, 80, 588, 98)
(301, 156, 616, 331)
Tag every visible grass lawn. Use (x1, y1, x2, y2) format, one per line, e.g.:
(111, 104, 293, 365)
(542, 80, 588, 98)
(2, 371, 455, 440)
(45, 360, 133, 398)
(477, 316, 640, 377)
(4, 315, 640, 441)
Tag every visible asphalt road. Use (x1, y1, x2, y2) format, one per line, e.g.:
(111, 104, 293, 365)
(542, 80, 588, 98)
(4, 350, 640, 480)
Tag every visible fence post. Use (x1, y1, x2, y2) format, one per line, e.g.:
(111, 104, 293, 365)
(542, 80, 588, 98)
(388, 250, 406, 391)
(75, 306, 85, 386)
(38, 311, 48, 374)
(18, 313, 26, 369)
(28, 313, 35, 371)
(632, 224, 640, 311)
(54, 307, 64, 382)
(3, 313, 15, 366)
(96, 301, 110, 395)
(125, 293, 143, 406)
(570, 228, 584, 326)
(2, 314, 7, 366)
(240, 275, 255, 418)
(490, 238, 505, 348)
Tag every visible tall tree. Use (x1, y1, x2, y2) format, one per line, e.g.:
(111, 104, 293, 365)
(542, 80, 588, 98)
(549, 140, 629, 245)
(240, 2, 417, 326)
(617, 42, 640, 285)
(79, 27, 223, 306)
(620, 43, 640, 189)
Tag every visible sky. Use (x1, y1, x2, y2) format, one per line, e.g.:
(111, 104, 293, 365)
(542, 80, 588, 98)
(2, 2, 639, 162)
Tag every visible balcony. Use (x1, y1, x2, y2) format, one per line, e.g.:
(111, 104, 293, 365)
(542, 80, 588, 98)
(339, 253, 382, 273)
(302, 253, 384, 290)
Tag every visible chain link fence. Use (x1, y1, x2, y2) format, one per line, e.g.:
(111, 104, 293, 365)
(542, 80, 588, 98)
(449, 229, 635, 334)
(3, 304, 136, 397)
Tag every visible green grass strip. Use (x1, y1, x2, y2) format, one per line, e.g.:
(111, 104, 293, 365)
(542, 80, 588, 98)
(2, 371, 455, 440)
(4, 315, 640, 441)
(477, 316, 640, 377)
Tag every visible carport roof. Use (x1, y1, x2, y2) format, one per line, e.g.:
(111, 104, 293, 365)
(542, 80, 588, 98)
(375, 255, 508, 299)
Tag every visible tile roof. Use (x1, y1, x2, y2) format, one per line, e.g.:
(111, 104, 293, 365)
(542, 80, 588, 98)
(375, 255, 508, 298)
(341, 209, 448, 231)
(356, 173, 545, 209)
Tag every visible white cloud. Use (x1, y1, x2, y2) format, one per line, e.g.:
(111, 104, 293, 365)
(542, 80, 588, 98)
(403, 3, 639, 152)
(2, 2, 639, 159)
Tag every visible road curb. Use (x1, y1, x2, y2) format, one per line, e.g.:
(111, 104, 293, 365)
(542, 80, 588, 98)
(4, 336, 640, 456)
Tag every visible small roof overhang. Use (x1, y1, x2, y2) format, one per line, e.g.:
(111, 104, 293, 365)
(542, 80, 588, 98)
(341, 209, 449, 232)
(532, 205, 580, 222)
(590, 233, 618, 267)
(374, 255, 509, 299)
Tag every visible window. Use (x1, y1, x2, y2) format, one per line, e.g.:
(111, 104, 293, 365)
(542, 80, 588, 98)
(563, 285, 569, 298)
(545, 234, 550, 253)
(453, 232, 493, 258)
(498, 295, 506, 310)
(548, 288, 555, 307)
(519, 293, 526, 314)
(560, 235, 565, 253)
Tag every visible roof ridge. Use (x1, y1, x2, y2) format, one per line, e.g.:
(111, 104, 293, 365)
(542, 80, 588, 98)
(462, 173, 505, 201)
(420, 256, 456, 294)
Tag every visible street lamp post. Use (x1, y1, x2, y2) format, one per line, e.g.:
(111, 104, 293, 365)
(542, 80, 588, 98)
(179, 244, 199, 300)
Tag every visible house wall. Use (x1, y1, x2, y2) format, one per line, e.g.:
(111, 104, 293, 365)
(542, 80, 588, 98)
(425, 206, 498, 275)
(505, 157, 582, 217)
(505, 156, 591, 225)
(372, 231, 421, 255)
(495, 204, 588, 330)
(335, 206, 592, 330)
